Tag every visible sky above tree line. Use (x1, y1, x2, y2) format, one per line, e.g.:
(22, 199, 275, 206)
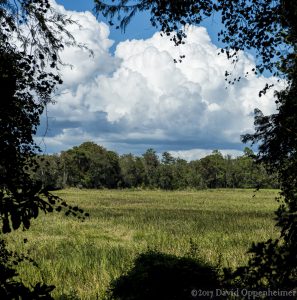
(36, 0, 284, 160)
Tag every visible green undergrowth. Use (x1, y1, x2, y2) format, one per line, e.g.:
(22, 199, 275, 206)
(5, 189, 279, 299)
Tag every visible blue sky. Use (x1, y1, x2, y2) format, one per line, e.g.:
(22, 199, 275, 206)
(36, 0, 280, 160)
(58, 0, 158, 49)
(57, 0, 223, 50)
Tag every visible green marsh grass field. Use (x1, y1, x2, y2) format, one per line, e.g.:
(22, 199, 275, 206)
(6, 189, 279, 299)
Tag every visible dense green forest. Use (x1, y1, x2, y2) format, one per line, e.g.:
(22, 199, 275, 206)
(34, 142, 279, 190)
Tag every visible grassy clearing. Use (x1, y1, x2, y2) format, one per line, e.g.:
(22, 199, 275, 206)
(5, 189, 279, 299)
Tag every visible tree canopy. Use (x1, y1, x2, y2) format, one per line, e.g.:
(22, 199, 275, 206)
(0, 0, 87, 297)
(95, 0, 296, 79)
(32, 142, 278, 191)
(0, 0, 88, 233)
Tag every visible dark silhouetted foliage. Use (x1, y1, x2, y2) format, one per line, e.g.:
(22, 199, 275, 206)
(0, 239, 55, 299)
(0, 0, 88, 298)
(0, 0, 87, 234)
(105, 250, 222, 300)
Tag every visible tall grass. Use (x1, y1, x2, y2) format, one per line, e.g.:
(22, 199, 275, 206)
(5, 189, 279, 299)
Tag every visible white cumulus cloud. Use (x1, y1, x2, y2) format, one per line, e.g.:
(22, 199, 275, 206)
(38, 2, 283, 158)
(169, 149, 244, 161)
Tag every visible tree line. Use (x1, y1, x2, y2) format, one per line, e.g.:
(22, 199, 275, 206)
(33, 142, 279, 190)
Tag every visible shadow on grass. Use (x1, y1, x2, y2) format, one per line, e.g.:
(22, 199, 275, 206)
(105, 250, 222, 300)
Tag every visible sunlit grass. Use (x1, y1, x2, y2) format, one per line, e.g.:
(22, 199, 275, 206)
(6, 189, 279, 299)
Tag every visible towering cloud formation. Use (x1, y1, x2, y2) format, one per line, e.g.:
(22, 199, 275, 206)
(39, 1, 282, 158)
